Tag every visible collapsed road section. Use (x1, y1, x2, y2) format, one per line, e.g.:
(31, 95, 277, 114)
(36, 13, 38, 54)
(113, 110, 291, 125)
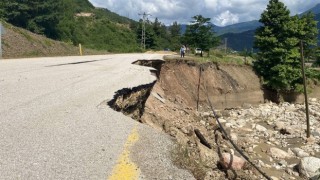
(108, 58, 320, 180)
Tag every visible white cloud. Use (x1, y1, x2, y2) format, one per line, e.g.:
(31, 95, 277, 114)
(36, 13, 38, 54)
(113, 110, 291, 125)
(89, 0, 320, 26)
(213, 11, 239, 26)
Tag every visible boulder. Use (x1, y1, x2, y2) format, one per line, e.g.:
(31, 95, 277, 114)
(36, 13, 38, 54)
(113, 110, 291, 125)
(274, 122, 286, 130)
(255, 124, 267, 132)
(198, 143, 219, 167)
(298, 157, 320, 179)
(269, 147, 291, 159)
(219, 153, 246, 170)
(291, 148, 309, 158)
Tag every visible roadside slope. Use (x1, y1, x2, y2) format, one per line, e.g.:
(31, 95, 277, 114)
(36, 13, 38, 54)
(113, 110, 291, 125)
(1, 22, 106, 59)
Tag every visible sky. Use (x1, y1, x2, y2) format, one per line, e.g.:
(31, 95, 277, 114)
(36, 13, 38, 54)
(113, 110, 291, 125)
(88, 0, 320, 26)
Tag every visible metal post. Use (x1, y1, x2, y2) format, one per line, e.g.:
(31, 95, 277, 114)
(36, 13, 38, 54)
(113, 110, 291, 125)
(300, 40, 310, 138)
(138, 12, 151, 50)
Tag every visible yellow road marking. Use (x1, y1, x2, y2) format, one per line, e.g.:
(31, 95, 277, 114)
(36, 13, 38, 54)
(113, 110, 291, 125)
(108, 126, 140, 180)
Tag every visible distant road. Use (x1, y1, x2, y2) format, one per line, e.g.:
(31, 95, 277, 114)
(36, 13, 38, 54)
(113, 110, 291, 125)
(0, 54, 194, 179)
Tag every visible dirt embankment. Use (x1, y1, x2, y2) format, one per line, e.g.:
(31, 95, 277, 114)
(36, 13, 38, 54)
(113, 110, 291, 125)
(155, 60, 264, 110)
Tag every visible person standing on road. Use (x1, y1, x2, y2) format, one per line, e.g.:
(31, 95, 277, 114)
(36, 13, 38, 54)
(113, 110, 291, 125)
(180, 45, 185, 58)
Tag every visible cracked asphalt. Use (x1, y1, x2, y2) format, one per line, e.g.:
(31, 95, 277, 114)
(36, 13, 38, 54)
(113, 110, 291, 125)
(0, 54, 194, 179)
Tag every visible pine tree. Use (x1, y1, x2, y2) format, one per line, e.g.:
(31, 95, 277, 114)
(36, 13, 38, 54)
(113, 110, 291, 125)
(184, 15, 218, 54)
(254, 0, 318, 92)
(169, 21, 181, 50)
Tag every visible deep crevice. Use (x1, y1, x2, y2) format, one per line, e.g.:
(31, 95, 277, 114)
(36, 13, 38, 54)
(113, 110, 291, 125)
(107, 81, 156, 121)
(107, 59, 165, 121)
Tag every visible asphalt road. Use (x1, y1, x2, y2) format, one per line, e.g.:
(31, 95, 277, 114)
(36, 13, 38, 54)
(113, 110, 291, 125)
(0, 54, 194, 179)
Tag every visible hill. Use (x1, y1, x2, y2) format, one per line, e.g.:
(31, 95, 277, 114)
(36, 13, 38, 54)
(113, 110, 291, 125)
(220, 30, 256, 52)
(180, 20, 261, 36)
(302, 3, 320, 15)
(1, 22, 106, 59)
(220, 4, 320, 51)
(0, 0, 140, 52)
(214, 20, 261, 35)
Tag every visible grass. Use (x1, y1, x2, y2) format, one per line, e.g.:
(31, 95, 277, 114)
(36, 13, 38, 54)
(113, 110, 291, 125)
(17, 29, 34, 42)
(22, 50, 42, 57)
(164, 49, 255, 65)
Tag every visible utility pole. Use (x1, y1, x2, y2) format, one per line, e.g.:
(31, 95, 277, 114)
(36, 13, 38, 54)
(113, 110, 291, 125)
(138, 12, 151, 50)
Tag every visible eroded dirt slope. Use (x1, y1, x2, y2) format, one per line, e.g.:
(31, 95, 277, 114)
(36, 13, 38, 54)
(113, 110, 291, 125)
(110, 59, 320, 179)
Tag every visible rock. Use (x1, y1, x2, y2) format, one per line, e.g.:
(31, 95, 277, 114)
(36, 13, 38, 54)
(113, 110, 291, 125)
(269, 147, 291, 159)
(218, 118, 227, 123)
(225, 122, 233, 128)
(292, 148, 309, 158)
(310, 98, 317, 102)
(271, 176, 280, 180)
(308, 136, 316, 143)
(278, 160, 287, 167)
(198, 143, 219, 167)
(256, 124, 267, 132)
(247, 146, 254, 153)
(221, 110, 231, 117)
(257, 159, 265, 168)
(201, 112, 211, 118)
(200, 120, 206, 126)
(274, 122, 286, 130)
(230, 133, 238, 143)
(298, 157, 320, 179)
(219, 153, 246, 170)
(180, 125, 193, 136)
(312, 129, 320, 137)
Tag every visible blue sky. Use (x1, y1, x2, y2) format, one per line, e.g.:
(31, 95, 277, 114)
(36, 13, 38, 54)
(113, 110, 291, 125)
(89, 0, 320, 26)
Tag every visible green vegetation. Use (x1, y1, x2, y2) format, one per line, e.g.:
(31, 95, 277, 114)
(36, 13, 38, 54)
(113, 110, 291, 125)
(164, 49, 250, 65)
(183, 15, 219, 55)
(0, 0, 186, 52)
(254, 0, 319, 93)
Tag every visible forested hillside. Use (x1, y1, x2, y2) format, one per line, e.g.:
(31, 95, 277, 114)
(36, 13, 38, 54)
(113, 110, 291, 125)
(0, 0, 183, 52)
(220, 10, 320, 52)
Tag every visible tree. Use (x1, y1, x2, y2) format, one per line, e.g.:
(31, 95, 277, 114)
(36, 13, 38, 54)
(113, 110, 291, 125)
(184, 15, 218, 55)
(0, 0, 60, 38)
(169, 21, 181, 50)
(254, 0, 318, 92)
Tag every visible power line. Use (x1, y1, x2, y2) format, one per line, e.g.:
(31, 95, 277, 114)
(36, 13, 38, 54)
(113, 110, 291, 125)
(138, 12, 151, 49)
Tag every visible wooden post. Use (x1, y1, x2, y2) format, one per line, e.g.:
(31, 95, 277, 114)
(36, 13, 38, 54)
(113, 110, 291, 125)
(196, 66, 202, 111)
(300, 40, 310, 138)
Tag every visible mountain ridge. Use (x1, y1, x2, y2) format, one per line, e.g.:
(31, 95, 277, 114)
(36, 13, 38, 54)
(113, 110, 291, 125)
(220, 3, 320, 51)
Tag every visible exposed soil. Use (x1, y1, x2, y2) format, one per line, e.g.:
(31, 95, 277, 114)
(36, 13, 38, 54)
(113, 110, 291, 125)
(108, 58, 320, 180)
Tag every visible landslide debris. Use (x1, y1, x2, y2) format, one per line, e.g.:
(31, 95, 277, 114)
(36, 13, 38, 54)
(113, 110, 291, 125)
(108, 58, 320, 180)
